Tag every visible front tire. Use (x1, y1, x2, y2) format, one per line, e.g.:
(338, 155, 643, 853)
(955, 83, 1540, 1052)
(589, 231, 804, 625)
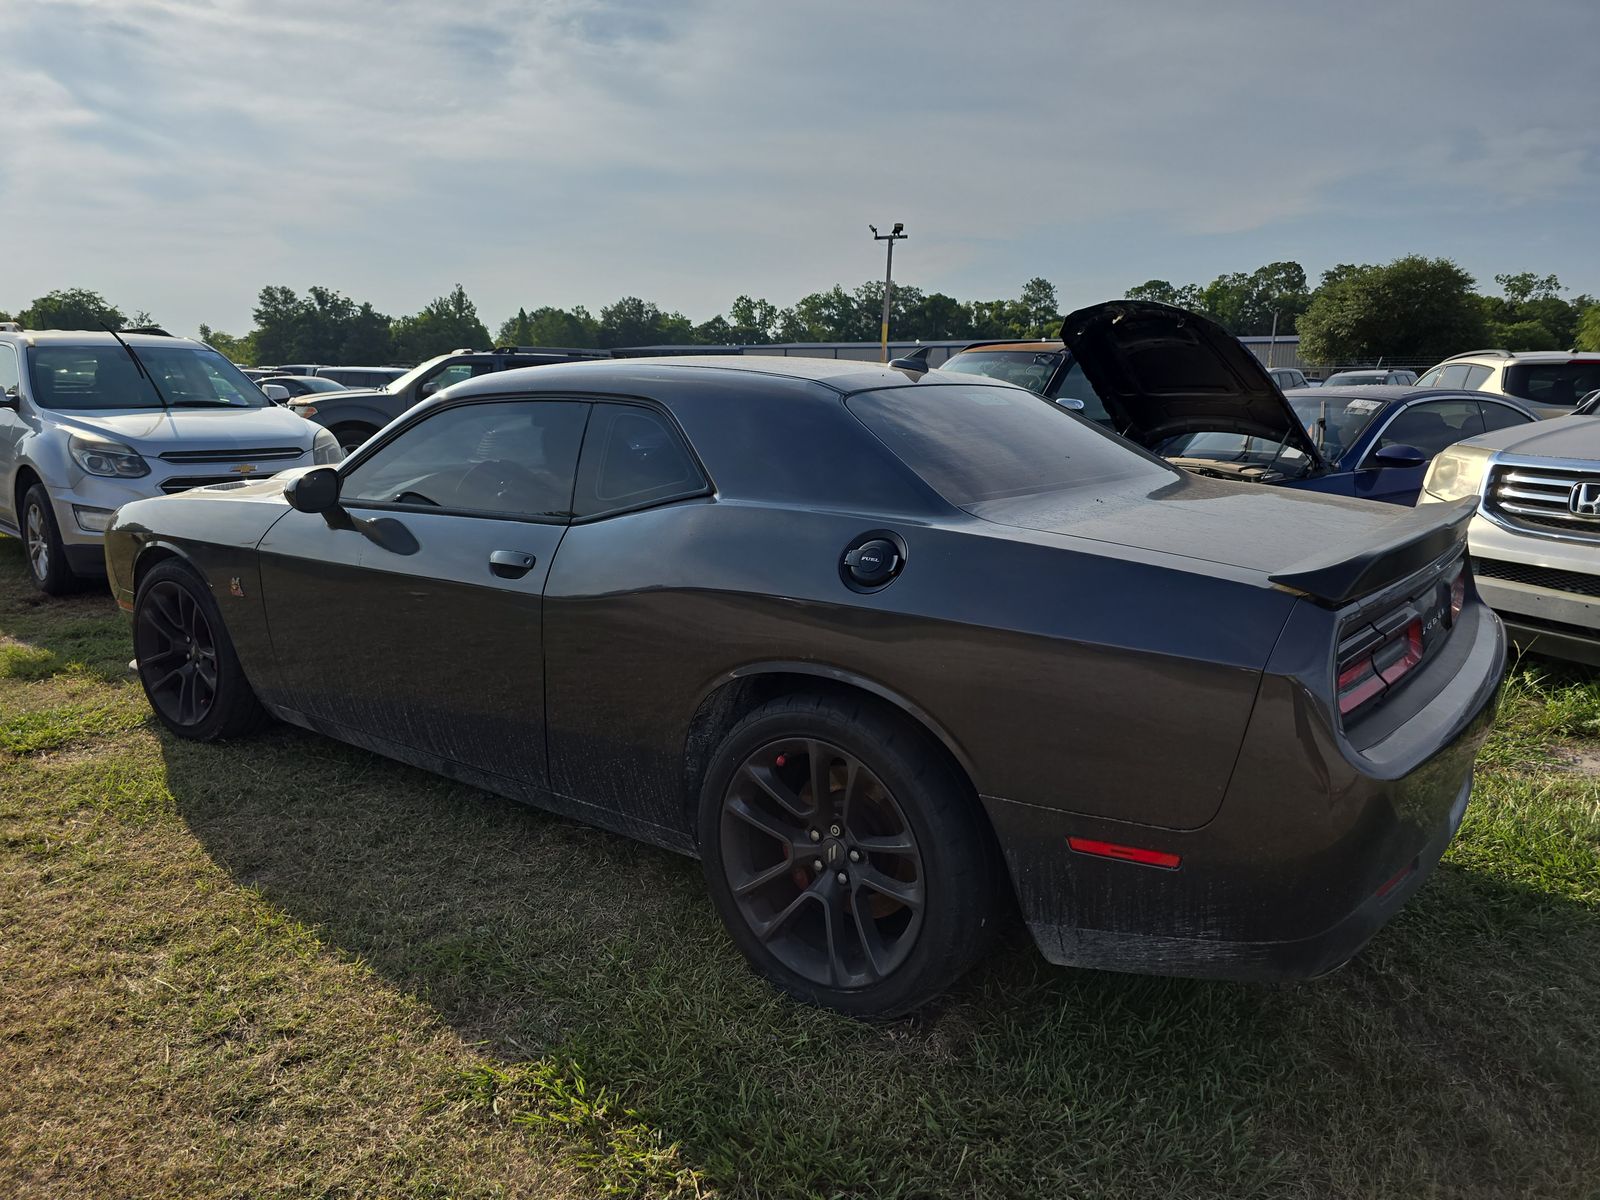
(21, 484, 78, 596)
(133, 559, 269, 741)
(698, 692, 1005, 1017)
(331, 423, 379, 456)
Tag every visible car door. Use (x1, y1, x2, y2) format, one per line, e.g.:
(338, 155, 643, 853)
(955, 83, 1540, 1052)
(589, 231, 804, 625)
(1355, 397, 1486, 504)
(257, 395, 591, 787)
(0, 343, 23, 531)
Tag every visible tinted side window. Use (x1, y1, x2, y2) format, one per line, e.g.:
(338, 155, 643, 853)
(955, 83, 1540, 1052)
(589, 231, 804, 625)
(1371, 400, 1485, 460)
(1504, 363, 1600, 406)
(1479, 401, 1532, 432)
(423, 360, 493, 395)
(0, 344, 18, 395)
(341, 399, 590, 520)
(1047, 361, 1112, 425)
(1433, 364, 1471, 389)
(573, 404, 706, 518)
(1416, 367, 1444, 386)
(1462, 365, 1491, 390)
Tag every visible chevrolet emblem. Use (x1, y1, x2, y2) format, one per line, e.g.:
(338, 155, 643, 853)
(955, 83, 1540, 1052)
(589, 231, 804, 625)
(230, 463, 258, 475)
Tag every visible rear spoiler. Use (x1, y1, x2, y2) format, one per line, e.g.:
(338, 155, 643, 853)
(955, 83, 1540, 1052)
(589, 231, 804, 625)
(1269, 498, 1476, 606)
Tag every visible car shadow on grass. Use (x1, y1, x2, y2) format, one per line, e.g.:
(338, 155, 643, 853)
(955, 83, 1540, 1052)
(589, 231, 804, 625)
(153, 722, 1600, 1199)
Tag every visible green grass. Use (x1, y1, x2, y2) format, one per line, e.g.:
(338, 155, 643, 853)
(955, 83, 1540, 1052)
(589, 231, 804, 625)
(2, 532, 1598, 1198)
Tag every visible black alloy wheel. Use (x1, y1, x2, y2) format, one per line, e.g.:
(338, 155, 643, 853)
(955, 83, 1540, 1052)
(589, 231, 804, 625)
(720, 738, 926, 989)
(135, 579, 219, 727)
(699, 693, 1006, 1017)
(132, 560, 269, 741)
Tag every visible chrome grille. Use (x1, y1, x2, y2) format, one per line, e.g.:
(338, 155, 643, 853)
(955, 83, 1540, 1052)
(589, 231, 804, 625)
(158, 446, 303, 464)
(1486, 464, 1600, 537)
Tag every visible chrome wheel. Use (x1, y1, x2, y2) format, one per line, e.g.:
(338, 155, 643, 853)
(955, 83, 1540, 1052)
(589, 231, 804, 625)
(135, 580, 219, 727)
(24, 501, 48, 581)
(719, 739, 925, 989)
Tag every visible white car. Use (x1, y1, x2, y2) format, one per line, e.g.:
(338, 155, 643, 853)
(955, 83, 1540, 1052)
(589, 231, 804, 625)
(0, 329, 342, 594)
(1420, 414, 1600, 665)
(1419, 350, 1600, 418)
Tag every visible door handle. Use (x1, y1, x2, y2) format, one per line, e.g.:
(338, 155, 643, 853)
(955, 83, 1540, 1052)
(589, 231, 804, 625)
(488, 550, 537, 579)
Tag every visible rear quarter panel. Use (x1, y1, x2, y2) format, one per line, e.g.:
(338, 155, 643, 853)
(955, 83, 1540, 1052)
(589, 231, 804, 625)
(543, 499, 1299, 840)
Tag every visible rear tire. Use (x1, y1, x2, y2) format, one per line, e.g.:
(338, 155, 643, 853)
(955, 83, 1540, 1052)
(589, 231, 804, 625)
(133, 559, 269, 741)
(21, 483, 78, 596)
(331, 423, 379, 455)
(698, 692, 1006, 1017)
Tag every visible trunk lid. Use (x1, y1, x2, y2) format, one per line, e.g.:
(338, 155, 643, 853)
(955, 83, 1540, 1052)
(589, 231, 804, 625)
(1059, 300, 1328, 471)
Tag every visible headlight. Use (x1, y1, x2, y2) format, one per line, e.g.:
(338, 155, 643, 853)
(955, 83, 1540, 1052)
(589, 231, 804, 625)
(1422, 445, 1491, 502)
(68, 434, 149, 478)
(311, 427, 344, 465)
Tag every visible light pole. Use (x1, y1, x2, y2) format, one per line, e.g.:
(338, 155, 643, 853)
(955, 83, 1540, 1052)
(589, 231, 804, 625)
(870, 222, 907, 362)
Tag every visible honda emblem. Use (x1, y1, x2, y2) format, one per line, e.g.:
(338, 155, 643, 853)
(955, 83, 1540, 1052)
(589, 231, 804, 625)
(1568, 482, 1600, 518)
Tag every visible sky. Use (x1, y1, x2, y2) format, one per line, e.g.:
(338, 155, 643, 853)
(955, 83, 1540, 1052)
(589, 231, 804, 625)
(5, 0, 1599, 337)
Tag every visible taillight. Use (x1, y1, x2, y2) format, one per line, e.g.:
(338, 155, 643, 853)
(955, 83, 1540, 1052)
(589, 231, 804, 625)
(1337, 617, 1425, 720)
(1449, 570, 1465, 622)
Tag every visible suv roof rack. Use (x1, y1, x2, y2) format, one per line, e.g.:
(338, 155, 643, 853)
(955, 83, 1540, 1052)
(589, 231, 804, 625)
(1441, 348, 1512, 361)
(493, 345, 611, 357)
(120, 326, 174, 337)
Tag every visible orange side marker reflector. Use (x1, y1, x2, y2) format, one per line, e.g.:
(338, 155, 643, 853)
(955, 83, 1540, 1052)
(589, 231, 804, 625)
(1067, 837, 1181, 870)
(116, 597, 135, 612)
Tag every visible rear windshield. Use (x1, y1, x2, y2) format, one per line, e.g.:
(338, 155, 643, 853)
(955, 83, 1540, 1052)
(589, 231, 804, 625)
(845, 383, 1172, 507)
(1505, 362, 1600, 407)
(28, 344, 269, 410)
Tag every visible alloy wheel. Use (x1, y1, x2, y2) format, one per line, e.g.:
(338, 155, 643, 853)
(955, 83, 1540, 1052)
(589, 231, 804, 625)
(136, 581, 219, 727)
(24, 502, 48, 581)
(719, 738, 925, 989)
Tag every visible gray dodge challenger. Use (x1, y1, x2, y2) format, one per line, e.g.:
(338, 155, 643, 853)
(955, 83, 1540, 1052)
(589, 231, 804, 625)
(105, 301, 1506, 1016)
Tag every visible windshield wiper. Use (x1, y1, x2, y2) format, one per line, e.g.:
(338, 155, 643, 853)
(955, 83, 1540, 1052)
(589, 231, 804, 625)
(104, 323, 170, 408)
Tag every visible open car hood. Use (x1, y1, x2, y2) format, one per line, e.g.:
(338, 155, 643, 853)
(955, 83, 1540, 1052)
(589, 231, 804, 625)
(1060, 300, 1327, 470)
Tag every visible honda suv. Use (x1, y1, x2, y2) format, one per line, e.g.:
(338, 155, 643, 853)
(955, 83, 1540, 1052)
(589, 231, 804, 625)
(0, 329, 342, 594)
(1418, 350, 1600, 418)
(1420, 412, 1600, 665)
(290, 346, 610, 453)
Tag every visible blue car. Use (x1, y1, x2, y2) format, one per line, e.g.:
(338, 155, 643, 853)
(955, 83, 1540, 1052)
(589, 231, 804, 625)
(1163, 387, 1539, 505)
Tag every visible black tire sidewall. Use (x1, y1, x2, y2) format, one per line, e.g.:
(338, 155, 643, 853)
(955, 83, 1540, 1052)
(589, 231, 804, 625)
(698, 695, 998, 1018)
(331, 424, 377, 455)
(22, 485, 76, 595)
(133, 559, 263, 741)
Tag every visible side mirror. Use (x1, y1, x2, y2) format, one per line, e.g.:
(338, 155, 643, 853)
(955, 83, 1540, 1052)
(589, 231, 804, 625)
(283, 467, 342, 514)
(420, 380, 439, 398)
(1055, 397, 1087, 413)
(1371, 443, 1427, 469)
(0, 385, 18, 410)
(261, 384, 290, 403)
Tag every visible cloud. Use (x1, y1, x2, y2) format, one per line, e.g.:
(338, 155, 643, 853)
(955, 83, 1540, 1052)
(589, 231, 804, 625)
(5, 0, 1598, 334)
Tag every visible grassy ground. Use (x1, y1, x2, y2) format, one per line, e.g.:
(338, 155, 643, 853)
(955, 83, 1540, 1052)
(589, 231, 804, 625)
(1, 534, 1597, 1199)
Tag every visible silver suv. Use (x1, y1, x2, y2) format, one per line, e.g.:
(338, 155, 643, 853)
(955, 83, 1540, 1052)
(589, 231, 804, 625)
(1420, 414, 1600, 665)
(0, 329, 341, 593)
(1418, 350, 1600, 418)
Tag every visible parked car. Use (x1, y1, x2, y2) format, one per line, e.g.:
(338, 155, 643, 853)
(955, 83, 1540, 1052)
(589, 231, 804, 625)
(260, 375, 349, 399)
(1421, 413, 1600, 665)
(105, 308, 1504, 1016)
(290, 346, 610, 453)
(1418, 350, 1600, 417)
(273, 363, 322, 377)
(315, 365, 406, 389)
(1268, 367, 1309, 390)
(942, 320, 1532, 503)
(0, 329, 342, 594)
(1323, 369, 1421, 387)
(1171, 386, 1537, 505)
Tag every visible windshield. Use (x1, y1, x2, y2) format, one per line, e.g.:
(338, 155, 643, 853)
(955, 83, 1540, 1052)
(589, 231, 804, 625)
(940, 349, 1063, 393)
(846, 383, 1172, 507)
(377, 354, 451, 394)
(28, 344, 270, 411)
(1287, 393, 1387, 459)
(286, 376, 348, 393)
(1324, 371, 1388, 386)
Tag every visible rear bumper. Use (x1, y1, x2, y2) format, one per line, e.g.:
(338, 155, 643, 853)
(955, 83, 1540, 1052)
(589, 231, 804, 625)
(984, 601, 1504, 982)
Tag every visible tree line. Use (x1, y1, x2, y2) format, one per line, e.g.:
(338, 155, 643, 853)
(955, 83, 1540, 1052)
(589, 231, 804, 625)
(6, 258, 1597, 368)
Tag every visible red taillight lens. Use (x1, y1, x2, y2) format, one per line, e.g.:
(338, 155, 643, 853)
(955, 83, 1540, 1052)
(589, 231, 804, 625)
(1337, 656, 1385, 716)
(1373, 619, 1424, 686)
(1338, 618, 1425, 719)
